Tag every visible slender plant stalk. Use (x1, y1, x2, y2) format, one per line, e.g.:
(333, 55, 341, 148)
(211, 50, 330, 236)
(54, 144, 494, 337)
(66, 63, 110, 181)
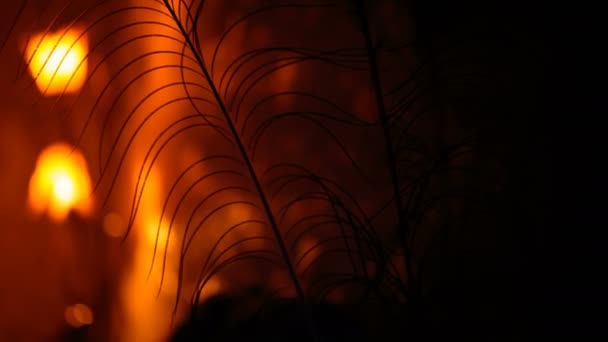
(352, 0, 415, 296)
(162, 0, 306, 300)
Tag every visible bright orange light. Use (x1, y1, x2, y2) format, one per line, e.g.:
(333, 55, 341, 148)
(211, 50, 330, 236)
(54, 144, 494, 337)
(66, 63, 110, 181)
(24, 28, 88, 95)
(65, 303, 94, 327)
(28, 142, 93, 222)
(53, 173, 75, 203)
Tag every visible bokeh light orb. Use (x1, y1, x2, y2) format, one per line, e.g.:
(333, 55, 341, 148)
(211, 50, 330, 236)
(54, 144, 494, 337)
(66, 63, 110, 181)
(27, 142, 93, 222)
(65, 303, 94, 327)
(24, 28, 88, 95)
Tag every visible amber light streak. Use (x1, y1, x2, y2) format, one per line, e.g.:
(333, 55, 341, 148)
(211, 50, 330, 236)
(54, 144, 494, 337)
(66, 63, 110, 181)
(27, 143, 93, 222)
(119, 167, 183, 342)
(24, 28, 88, 95)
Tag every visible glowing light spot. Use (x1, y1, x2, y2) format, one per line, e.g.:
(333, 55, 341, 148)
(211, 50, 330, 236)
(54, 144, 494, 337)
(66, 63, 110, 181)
(53, 173, 75, 204)
(28, 142, 93, 222)
(144, 220, 171, 247)
(24, 28, 88, 95)
(65, 303, 94, 327)
(103, 212, 127, 238)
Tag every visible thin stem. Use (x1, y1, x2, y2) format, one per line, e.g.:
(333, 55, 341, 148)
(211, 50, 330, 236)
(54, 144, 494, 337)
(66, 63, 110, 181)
(162, 0, 305, 299)
(353, 0, 414, 294)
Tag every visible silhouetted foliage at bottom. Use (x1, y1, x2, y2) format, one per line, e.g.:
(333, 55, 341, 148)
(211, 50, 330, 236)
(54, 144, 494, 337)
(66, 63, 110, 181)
(60, 326, 89, 342)
(170, 288, 522, 341)
(171, 289, 372, 342)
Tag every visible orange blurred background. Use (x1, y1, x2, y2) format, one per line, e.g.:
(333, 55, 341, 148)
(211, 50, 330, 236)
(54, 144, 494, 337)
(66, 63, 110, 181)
(0, 1, 407, 341)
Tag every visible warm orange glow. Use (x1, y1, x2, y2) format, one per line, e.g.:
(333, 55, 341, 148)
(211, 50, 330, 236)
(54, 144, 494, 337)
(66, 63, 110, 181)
(24, 28, 88, 95)
(65, 303, 94, 327)
(28, 143, 93, 222)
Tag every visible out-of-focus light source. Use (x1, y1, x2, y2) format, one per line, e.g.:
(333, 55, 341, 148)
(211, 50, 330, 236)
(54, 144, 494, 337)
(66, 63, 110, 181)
(28, 142, 93, 222)
(103, 212, 127, 238)
(65, 303, 94, 327)
(24, 28, 88, 95)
